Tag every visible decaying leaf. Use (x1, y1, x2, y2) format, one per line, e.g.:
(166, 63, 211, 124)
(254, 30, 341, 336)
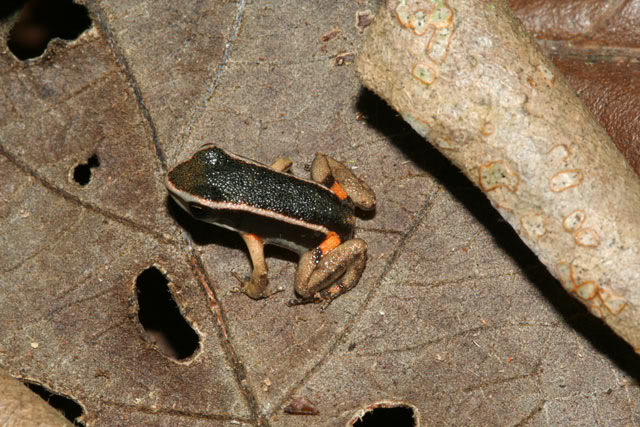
(2, 0, 640, 425)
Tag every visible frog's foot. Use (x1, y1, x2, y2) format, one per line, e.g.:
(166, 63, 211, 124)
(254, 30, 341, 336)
(287, 280, 353, 308)
(311, 153, 376, 211)
(231, 271, 282, 299)
(293, 238, 368, 305)
(233, 232, 283, 299)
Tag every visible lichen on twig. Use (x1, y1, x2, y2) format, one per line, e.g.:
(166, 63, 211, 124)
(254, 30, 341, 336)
(357, 0, 640, 352)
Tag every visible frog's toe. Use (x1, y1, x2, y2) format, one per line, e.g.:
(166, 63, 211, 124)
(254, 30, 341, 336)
(286, 295, 318, 306)
(287, 291, 336, 308)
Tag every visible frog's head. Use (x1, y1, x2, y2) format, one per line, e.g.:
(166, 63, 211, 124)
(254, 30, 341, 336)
(166, 145, 229, 221)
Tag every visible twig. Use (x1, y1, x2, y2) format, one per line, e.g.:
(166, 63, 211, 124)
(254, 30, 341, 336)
(357, 0, 640, 352)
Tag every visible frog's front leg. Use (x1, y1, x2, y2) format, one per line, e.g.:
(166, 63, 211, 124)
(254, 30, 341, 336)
(271, 157, 293, 173)
(233, 232, 274, 299)
(290, 233, 368, 305)
(311, 153, 376, 210)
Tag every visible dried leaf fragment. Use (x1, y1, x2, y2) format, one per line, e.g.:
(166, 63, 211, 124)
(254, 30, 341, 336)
(284, 396, 320, 415)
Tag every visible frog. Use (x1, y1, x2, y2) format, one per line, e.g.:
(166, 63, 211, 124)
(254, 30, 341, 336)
(166, 144, 376, 305)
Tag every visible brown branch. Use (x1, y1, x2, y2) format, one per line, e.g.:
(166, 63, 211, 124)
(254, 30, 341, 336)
(357, 0, 640, 352)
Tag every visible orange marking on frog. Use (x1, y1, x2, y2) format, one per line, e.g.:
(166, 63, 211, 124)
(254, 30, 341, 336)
(318, 232, 342, 256)
(330, 182, 349, 201)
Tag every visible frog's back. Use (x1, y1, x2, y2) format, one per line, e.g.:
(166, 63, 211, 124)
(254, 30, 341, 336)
(168, 147, 355, 246)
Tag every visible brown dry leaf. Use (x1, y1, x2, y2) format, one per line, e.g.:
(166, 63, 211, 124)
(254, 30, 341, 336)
(0, 0, 639, 426)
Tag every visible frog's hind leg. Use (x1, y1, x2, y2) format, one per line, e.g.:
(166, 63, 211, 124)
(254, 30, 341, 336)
(310, 154, 376, 210)
(233, 232, 279, 299)
(290, 233, 368, 306)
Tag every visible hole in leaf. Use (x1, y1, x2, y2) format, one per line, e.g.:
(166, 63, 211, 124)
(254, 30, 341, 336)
(7, 0, 91, 60)
(136, 266, 199, 360)
(0, 1, 25, 20)
(353, 404, 416, 427)
(22, 380, 85, 426)
(72, 153, 99, 186)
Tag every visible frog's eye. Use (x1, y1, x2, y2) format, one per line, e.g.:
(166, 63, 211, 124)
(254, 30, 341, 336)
(188, 202, 207, 218)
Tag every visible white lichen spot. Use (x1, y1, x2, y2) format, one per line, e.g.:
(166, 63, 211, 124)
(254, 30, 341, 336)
(395, 1, 411, 27)
(556, 262, 574, 291)
(410, 10, 429, 35)
(588, 299, 605, 319)
(550, 169, 584, 192)
(526, 65, 555, 89)
(475, 36, 493, 49)
(548, 144, 571, 162)
(429, 4, 453, 28)
(536, 64, 555, 86)
(401, 112, 431, 139)
(521, 213, 547, 239)
(435, 137, 457, 150)
(599, 289, 626, 315)
(479, 161, 519, 192)
(563, 210, 586, 232)
(569, 263, 592, 288)
(576, 281, 598, 300)
(499, 91, 526, 108)
(412, 63, 436, 85)
(427, 25, 454, 64)
(574, 228, 600, 247)
(481, 122, 495, 136)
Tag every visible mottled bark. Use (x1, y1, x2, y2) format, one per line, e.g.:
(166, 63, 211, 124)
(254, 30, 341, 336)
(357, 0, 640, 352)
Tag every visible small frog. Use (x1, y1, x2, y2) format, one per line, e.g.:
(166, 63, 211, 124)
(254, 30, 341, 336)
(166, 144, 376, 305)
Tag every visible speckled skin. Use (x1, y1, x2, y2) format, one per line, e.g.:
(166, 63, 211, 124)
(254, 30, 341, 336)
(166, 146, 376, 304)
